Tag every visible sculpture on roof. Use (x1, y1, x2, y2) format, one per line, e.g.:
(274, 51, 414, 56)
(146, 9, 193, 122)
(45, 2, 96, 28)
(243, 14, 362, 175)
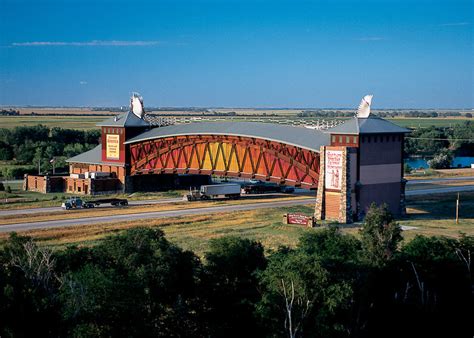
(356, 94, 373, 118)
(130, 92, 145, 119)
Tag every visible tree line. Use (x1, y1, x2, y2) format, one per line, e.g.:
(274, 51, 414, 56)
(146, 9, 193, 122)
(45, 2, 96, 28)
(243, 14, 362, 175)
(0, 126, 100, 178)
(0, 205, 472, 337)
(404, 121, 474, 169)
(297, 110, 472, 118)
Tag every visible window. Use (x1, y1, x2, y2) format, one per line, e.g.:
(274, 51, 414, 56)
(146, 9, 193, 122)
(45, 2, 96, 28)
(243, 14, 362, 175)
(346, 136, 350, 143)
(339, 136, 343, 143)
(332, 136, 336, 143)
(353, 136, 357, 144)
(78, 187, 81, 192)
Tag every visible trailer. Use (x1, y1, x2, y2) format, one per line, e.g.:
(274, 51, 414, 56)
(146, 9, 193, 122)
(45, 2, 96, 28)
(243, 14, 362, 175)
(62, 197, 128, 210)
(186, 184, 241, 201)
(243, 183, 294, 194)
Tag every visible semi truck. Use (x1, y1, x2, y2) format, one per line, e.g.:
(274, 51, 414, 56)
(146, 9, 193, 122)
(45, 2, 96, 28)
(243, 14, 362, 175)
(61, 197, 128, 210)
(186, 184, 241, 201)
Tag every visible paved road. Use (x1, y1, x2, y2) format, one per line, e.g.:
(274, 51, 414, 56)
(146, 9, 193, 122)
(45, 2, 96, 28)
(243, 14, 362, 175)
(407, 176, 474, 184)
(405, 185, 474, 196)
(0, 198, 315, 233)
(0, 198, 183, 217)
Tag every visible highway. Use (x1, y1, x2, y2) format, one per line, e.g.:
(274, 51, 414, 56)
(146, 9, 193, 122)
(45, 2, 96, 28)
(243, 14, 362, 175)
(405, 185, 474, 196)
(1, 185, 474, 233)
(406, 176, 474, 184)
(0, 198, 183, 217)
(0, 198, 315, 233)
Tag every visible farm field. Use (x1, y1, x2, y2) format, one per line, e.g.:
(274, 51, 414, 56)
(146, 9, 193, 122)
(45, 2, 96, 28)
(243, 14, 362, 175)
(0, 115, 105, 129)
(1, 192, 472, 257)
(0, 114, 471, 130)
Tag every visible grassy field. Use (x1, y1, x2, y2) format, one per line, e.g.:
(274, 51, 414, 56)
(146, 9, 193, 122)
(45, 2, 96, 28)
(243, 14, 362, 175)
(387, 118, 470, 128)
(1, 114, 471, 130)
(0, 115, 105, 130)
(1, 191, 472, 257)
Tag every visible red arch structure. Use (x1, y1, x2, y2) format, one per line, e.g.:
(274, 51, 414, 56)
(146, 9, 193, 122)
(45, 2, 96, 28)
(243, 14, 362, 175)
(129, 134, 321, 189)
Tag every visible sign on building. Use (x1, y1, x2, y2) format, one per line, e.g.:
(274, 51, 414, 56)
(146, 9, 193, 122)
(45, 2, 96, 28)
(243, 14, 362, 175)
(325, 150, 343, 190)
(106, 134, 120, 160)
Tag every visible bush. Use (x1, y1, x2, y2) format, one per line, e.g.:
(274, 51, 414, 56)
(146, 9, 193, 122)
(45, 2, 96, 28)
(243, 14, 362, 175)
(404, 163, 412, 174)
(428, 149, 453, 169)
(6, 186, 12, 194)
(0, 182, 4, 191)
(360, 203, 402, 266)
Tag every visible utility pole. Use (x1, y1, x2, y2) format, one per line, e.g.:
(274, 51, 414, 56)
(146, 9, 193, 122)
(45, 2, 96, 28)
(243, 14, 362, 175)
(38, 159, 41, 175)
(456, 193, 460, 224)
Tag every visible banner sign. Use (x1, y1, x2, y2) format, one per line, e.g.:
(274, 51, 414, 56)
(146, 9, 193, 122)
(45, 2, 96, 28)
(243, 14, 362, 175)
(106, 134, 120, 160)
(287, 213, 312, 226)
(325, 150, 343, 190)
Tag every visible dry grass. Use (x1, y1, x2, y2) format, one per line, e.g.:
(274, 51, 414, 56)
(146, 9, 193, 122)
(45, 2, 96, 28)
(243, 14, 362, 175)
(0, 205, 316, 257)
(405, 168, 474, 180)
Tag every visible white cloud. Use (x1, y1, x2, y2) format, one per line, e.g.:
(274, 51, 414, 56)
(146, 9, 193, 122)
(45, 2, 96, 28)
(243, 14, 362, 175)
(440, 22, 470, 27)
(354, 37, 385, 41)
(79, 81, 87, 85)
(11, 40, 161, 47)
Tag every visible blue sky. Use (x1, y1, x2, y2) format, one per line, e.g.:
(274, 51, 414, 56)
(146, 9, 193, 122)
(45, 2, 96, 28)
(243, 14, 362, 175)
(0, 0, 472, 108)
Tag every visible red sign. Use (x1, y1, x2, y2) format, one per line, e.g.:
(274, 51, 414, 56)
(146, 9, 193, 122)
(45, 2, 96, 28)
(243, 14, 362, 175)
(287, 213, 312, 226)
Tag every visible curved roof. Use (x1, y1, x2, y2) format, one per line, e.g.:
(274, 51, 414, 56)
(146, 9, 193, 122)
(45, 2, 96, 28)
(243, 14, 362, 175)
(125, 122, 330, 152)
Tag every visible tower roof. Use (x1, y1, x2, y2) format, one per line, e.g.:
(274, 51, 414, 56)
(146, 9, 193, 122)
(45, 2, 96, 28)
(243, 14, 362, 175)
(97, 111, 150, 128)
(326, 116, 410, 135)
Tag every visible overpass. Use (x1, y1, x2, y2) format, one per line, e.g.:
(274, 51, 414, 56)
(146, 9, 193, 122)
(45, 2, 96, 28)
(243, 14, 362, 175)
(25, 94, 410, 223)
(125, 122, 329, 189)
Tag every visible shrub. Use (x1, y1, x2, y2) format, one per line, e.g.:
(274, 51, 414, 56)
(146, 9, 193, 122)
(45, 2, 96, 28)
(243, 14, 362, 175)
(428, 149, 453, 169)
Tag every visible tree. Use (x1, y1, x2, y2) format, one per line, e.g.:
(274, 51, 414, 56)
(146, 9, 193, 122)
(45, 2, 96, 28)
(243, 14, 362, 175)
(360, 203, 402, 266)
(257, 248, 352, 338)
(6, 186, 12, 194)
(427, 149, 453, 169)
(203, 236, 266, 336)
(0, 182, 4, 191)
(60, 227, 203, 337)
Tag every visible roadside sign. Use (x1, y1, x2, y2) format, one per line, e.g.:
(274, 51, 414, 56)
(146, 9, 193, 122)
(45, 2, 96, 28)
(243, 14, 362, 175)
(285, 213, 315, 227)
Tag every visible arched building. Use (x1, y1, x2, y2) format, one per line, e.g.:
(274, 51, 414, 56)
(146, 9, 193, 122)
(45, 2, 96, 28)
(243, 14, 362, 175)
(24, 97, 410, 222)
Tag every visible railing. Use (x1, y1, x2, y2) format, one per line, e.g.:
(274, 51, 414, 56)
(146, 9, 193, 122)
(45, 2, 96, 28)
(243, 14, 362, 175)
(144, 114, 346, 130)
